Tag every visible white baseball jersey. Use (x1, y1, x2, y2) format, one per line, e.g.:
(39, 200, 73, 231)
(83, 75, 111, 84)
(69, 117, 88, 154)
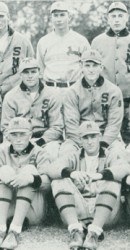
(37, 30, 90, 85)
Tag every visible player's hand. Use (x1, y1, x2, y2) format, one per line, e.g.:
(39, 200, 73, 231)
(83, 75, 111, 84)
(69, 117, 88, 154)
(87, 173, 103, 182)
(10, 172, 34, 188)
(70, 171, 89, 190)
(0, 166, 16, 184)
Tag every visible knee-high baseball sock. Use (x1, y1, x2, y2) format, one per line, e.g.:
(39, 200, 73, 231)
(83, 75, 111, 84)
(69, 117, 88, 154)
(10, 186, 35, 232)
(0, 184, 12, 228)
(54, 191, 79, 226)
(92, 189, 118, 228)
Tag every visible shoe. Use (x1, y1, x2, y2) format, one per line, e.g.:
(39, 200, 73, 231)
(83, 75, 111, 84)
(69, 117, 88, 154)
(69, 229, 84, 249)
(0, 230, 6, 246)
(83, 231, 98, 250)
(1, 230, 19, 249)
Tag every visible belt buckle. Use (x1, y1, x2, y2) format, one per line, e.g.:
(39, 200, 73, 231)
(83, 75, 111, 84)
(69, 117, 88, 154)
(54, 81, 57, 88)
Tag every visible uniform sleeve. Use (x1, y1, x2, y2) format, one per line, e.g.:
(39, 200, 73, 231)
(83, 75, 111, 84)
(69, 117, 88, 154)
(1, 39, 34, 95)
(102, 88, 124, 145)
(1, 95, 16, 136)
(0, 147, 6, 166)
(91, 37, 99, 51)
(42, 93, 64, 142)
(36, 40, 46, 78)
(63, 89, 81, 146)
(81, 37, 91, 55)
(37, 147, 79, 179)
(26, 39, 34, 57)
(105, 144, 130, 182)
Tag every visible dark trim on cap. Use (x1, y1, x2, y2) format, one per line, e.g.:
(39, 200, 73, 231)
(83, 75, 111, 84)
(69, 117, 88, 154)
(106, 28, 129, 37)
(10, 142, 34, 155)
(82, 76, 104, 89)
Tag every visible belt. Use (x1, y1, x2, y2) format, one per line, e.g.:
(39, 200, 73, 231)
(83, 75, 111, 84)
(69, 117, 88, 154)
(46, 81, 75, 88)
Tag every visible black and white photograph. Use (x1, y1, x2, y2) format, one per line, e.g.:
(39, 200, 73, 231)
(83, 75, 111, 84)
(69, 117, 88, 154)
(0, 0, 130, 249)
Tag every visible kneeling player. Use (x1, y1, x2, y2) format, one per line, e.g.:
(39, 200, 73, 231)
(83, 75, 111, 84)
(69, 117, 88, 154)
(51, 121, 129, 250)
(0, 117, 50, 249)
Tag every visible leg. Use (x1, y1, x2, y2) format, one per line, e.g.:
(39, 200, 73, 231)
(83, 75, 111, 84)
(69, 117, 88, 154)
(1, 186, 35, 249)
(52, 179, 85, 249)
(83, 181, 121, 250)
(26, 190, 48, 226)
(121, 98, 130, 144)
(0, 183, 13, 246)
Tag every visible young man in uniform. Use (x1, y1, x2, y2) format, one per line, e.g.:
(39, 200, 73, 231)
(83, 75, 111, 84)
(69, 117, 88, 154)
(0, 117, 50, 249)
(0, 2, 34, 97)
(37, 1, 90, 93)
(63, 49, 123, 152)
(91, 2, 130, 143)
(51, 121, 128, 250)
(1, 57, 63, 159)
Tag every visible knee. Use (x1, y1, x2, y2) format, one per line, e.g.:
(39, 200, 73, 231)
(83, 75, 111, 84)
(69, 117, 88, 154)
(103, 181, 121, 196)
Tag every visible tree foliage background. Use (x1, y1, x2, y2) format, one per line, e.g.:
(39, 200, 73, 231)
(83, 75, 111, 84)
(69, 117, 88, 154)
(3, 0, 130, 53)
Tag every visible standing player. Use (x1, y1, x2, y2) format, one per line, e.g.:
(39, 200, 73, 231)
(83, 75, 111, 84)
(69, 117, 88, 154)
(91, 2, 130, 143)
(37, 1, 90, 93)
(1, 58, 63, 159)
(63, 49, 123, 151)
(51, 121, 128, 250)
(0, 117, 50, 249)
(0, 1, 34, 96)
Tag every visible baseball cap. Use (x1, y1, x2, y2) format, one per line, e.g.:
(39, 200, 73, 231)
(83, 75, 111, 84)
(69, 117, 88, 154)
(50, 1, 69, 13)
(8, 117, 32, 133)
(81, 49, 102, 64)
(19, 58, 40, 73)
(0, 2, 9, 15)
(108, 2, 128, 13)
(79, 121, 100, 137)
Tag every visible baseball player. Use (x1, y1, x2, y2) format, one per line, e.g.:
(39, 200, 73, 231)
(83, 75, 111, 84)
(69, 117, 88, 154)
(0, 117, 51, 249)
(91, 2, 130, 143)
(0, 1, 34, 97)
(63, 49, 124, 153)
(1, 57, 63, 159)
(51, 121, 128, 250)
(37, 1, 90, 94)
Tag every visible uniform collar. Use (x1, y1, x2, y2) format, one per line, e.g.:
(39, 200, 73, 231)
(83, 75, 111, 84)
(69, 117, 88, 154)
(8, 26, 14, 36)
(82, 76, 104, 89)
(106, 28, 129, 37)
(80, 145, 105, 159)
(10, 142, 34, 155)
(20, 79, 44, 93)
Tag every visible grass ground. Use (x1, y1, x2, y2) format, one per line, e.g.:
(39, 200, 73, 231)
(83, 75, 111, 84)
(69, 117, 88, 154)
(16, 207, 130, 250)
(17, 223, 130, 250)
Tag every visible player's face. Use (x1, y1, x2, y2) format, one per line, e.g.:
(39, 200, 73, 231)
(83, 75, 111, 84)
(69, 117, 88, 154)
(21, 68, 40, 89)
(82, 61, 102, 84)
(0, 13, 9, 31)
(51, 10, 70, 31)
(9, 132, 32, 153)
(82, 134, 100, 156)
(108, 10, 128, 32)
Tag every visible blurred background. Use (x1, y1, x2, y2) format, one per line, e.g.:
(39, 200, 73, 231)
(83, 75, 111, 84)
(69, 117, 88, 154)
(3, 0, 130, 53)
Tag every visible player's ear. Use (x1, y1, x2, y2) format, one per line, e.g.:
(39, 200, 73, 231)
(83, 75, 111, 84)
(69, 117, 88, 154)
(68, 12, 72, 22)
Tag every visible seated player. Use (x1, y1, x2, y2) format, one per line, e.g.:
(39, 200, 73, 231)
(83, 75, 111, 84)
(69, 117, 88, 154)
(0, 117, 50, 249)
(1, 57, 63, 161)
(51, 121, 129, 250)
